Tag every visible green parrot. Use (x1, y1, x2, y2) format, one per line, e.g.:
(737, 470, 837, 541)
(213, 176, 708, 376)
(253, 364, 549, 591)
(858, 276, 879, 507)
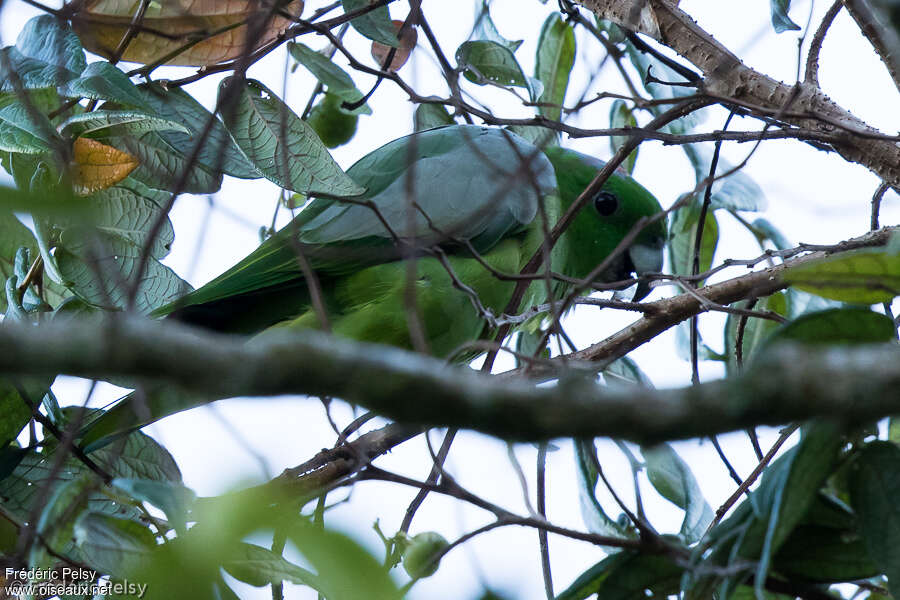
(157, 125, 666, 358)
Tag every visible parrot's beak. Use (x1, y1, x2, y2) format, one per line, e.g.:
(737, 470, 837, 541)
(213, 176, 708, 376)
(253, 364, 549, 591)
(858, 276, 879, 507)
(627, 238, 664, 302)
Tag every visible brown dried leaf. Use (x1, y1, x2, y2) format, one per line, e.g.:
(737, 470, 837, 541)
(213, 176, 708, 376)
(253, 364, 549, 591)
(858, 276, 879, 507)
(371, 20, 417, 71)
(72, 137, 138, 194)
(73, 0, 304, 66)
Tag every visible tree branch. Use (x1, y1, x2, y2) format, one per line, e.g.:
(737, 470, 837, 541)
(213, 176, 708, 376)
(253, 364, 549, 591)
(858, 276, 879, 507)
(578, 0, 900, 187)
(1, 314, 899, 444)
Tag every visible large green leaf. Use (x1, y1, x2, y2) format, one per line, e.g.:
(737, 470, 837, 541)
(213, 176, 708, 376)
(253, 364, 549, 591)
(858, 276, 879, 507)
(16, 15, 86, 75)
(0, 379, 33, 447)
(681, 145, 768, 212)
(456, 41, 544, 101)
(221, 78, 364, 197)
(56, 230, 191, 314)
(0, 48, 79, 92)
(849, 441, 900, 597)
(724, 292, 789, 373)
(534, 13, 575, 122)
(556, 551, 683, 600)
(223, 543, 320, 589)
(58, 110, 188, 139)
(574, 439, 635, 544)
(137, 83, 260, 180)
(773, 524, 878, 582)
(700, 423, 843, 597)
(74, 511, 157, 577)
(763, 307, 895, 348)
(59, 61, 149, 108)
(0, 16, 84, 91)
(0, 212, 38, 312)
(29, 474, 94, 569)
(111, 478, 195, 535)
(288, 43, 371, 115)
(784, 246, 900, 304)
(643, 443, 714, 542)
(0, 97, 57, 153)
(100, 129, 222, 194)
(413, 104, 454, 132)
(57, 178, 175, 259)
(79, 388, 214, 454)
(668, 199, 718, 280)
(342, 0, 400, 47)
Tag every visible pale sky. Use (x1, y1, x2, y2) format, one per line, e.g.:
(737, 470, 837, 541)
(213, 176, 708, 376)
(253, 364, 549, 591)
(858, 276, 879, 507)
(2, 1, 899, 598)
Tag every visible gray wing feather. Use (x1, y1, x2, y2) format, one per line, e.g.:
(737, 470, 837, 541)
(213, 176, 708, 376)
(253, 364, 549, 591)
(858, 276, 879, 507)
(298, 125, 556, 251)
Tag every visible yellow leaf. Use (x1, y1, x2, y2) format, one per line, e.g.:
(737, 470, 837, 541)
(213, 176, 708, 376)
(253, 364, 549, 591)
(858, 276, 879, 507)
(72, 137, 139, 194)
(73, 0, 305, 66)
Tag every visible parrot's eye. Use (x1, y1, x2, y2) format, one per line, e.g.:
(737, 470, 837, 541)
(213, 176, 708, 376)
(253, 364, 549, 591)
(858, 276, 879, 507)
(593, 191, 619, 216)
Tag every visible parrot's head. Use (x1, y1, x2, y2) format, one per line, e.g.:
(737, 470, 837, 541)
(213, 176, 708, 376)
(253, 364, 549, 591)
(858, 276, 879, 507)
(544, 146, 666, 301)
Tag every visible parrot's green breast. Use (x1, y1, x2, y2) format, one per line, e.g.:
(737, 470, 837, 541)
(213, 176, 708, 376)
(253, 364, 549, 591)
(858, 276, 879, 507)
(163, 125, 666, 359)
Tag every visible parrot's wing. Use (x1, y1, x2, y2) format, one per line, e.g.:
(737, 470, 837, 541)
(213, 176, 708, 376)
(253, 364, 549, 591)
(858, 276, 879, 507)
(299, 125, 556, 253)
(159, 125, 556, 321)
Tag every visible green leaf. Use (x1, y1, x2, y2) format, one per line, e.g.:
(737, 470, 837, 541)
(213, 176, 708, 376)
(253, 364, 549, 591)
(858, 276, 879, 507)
(0, 213, 37, 312)
(609, 100, 638, 174)
(287, 43, 371, 115)
(505, 124, 557, 148)
(643, 444, 714, 542)
(57, 179, 175, 259)
(682, 145, 767, 212)
(136, 83, 260, 180)
(574, 439, 635, 544)
(290, 524, 402, 600)
(100, 129, 222, 194)
(79, 388, 214, 453)
(223, 543, 320, 589)
(74, 512, 157, 577)
(770, 0, 801, 33)
(746, 217, 792, 250)
(29, 474, 93, 569)
(603, 357, 653, 388)
(763, 307, 895, 348)
(342, 0, 400, 47)
(555, 551, 683, 600)
(59, 62, 148, 108)
(773, 524, 878, 583)
(413, 104, 454, 132)
(111, 478, 196, 535)
(0, 379, 33, 447)
(724, 292, 789, 373)
(456, 41, 544, 101)
(0, 96, 57, 153)
(668, 198, 718, 280)
(535, 12, 575, 122)
(56, 230, 192, 314)
(221, 78, 365, 197)
(15, 15, 86, 76)
(0, 48, 79, 91)
(472, 2, 522, 52)
(58, 110, 189, 139)
(784, 246, 900, 304)
(849, 441, 900, 597)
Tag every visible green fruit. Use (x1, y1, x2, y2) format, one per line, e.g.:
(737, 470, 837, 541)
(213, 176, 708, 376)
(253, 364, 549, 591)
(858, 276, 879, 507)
(402, 532, 449, 579)
(307, 93, 358, 148)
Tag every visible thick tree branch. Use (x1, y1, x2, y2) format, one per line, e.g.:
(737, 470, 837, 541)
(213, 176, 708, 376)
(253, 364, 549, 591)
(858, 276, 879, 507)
(0, 313, 898, 444)
(578, 0, 900, 186)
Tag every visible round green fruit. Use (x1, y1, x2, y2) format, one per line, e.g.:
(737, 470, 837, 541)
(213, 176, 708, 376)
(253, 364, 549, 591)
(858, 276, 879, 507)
(402, 532, 449, 579)
(307, 94, 358, 148)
